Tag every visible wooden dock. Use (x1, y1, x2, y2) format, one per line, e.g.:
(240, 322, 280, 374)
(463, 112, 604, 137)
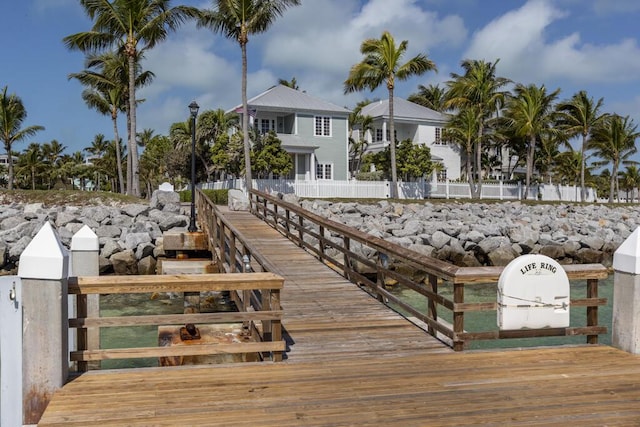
(39, 208, 640, 426)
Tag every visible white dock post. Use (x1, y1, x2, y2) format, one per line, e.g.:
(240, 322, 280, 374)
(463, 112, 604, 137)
(612, 227, 640, 354)
(71, 225, 100, 369)
(18, 222, 69, 424)
(0, 276, 22, 427)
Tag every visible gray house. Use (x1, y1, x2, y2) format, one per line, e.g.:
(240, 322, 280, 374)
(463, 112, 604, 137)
(357, 98, 461, 180)
(232, 85, 351, 181)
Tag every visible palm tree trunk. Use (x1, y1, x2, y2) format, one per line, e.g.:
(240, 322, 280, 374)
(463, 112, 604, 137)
(388, 87, 398, 199)
(466, 144, 474, 195)
(580, 133, 587, 202)
(128, 54, 140, 197)
(125, 104, 132, 195)
(112, 110, 125, 194)
(525, 134, 536, 199)
(241, 41, 252, 192)
(473, 124, 484, 198)
(7, 149, 14, 190)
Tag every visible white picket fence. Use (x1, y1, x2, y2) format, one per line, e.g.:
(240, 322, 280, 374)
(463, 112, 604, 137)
(201, 178, 597, 202)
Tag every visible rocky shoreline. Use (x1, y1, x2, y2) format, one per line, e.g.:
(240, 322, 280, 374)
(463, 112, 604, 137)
(1, 192, 635, 275)
(294, 198, 638, 268)
(0, 190, 185, 275)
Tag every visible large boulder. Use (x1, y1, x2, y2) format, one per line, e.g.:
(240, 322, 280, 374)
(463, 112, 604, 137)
(228, 189, 249, 211)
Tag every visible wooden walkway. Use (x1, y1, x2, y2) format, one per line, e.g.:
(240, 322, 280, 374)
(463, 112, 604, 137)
(39, 208, 640, 426)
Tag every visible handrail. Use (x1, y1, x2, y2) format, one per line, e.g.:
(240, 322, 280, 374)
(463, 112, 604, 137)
(70, 272, 285, 371)
(248, 189, 609, 351)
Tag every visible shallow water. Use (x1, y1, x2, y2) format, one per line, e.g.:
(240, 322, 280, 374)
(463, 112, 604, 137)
(389, 276, 613, 350)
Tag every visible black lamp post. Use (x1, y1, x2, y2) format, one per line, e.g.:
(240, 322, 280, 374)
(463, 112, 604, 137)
(188, 100, 199, 232)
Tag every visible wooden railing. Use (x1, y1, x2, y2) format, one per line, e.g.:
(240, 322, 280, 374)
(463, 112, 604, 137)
(69, 272, 285, 371)
(249, 189, 609, 351)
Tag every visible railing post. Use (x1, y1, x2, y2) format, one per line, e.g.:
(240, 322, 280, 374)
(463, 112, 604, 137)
(586, 278, 599, 344)
(70, 225, 100, 372)
(427, 274, 438, 336)
(453, 282, 464, 351)
(612, 227, 640, 354)
(18, 222, 69, 424)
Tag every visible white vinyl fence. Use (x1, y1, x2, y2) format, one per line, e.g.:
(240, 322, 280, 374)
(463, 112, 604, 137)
(201, 178, 597, 202)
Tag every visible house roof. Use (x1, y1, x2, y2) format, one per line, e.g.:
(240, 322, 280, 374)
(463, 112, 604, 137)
(232, 84, 351, 115)
(359, 98, 447, 124)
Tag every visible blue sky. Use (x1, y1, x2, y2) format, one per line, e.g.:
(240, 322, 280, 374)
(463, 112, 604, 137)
(3, 0, 640, 160)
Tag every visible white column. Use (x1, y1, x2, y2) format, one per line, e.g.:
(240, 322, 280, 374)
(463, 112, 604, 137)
(612, 227, 640, 354)
(18, 222, 69, 424)
(71, 225, 100, 365)
(1, 276, 22, 427)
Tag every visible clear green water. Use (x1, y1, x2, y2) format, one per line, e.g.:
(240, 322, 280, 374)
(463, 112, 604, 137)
(389, 276, 613, 350)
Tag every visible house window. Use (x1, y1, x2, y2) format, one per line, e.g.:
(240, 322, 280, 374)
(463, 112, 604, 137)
(316, 163, 333, 180)
(260, 119, 275, 135)
(314, 116, 331, 136)
(434, 127, 446, 145)
(385, 129, 397, 142)
(437, 168, 447, 181)
(376, 129, 383, 142)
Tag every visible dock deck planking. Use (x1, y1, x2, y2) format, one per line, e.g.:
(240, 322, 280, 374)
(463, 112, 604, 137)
(39, 208, 640, 426)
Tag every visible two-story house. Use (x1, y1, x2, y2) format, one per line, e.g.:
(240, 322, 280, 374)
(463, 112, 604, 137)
(232, 85, 351, 181)
(357, 98, 461, 181)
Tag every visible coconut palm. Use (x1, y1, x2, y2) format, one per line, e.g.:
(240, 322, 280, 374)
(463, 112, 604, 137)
(278, 77, 299, 90)
(554, 149, 583, 186)
(0, 86, 44, 190)
(408, 84, 447, 112)
(42, 139, 67, 189)
(590, 114, 640, 203)
(445, 59, 510, 198)
(443, 106, 480, 188)
(503, 83, 560, 199)
(619, 165, 640, 202)
(556, 90, 607, 202)
(63, 0, 198, 197)
(16, 143, 45, 190)
(345, 31, 437, 198)
(69, 51, 152, 194)
(198, 0, 301, 192)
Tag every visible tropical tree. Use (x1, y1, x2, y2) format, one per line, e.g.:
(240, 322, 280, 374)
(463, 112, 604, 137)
(554, 148, 582, 186)
(64, 0, 198, 197)
(619, 165, 640, 202)
(408, 84, 447, 112)
(503, 83, 560, 198)
(535, 133, 567, 184)
(196, 108, 239, 180)
(345, 30, 437, 198)
(348, 100, 374, 175)
(443, 106, 480, 189)
(395, 139, 433, 181)
(556, 90, 607, 202)
(590, 114, 640, 203)
(16, 143, 45, 190)
(278, 77, 299, 90)
(445, 59, 510, 198)
(252, 131, 293, 178)
(69, 51, 151, 194)
(42, 139, 67, 189)
(0, 86, 44, 190)
(139, 133, 173, 196)
(198, 0, 301, 191)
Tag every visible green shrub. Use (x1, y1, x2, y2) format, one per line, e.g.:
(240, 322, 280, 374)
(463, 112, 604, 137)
(179, 189, 228, 205)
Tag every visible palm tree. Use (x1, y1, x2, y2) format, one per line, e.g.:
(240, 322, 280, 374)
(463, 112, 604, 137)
(556, 90, 607, 202)
(590, 114, 640, 203)
(535, 133, 567, 184)
(408, 84, 447, 112)
(345, 31, 437, 198)
(503, 83, 560, 199)
(445, 59, 510, 198)
(198, 0, 301, 192)
(278, 77, 299, 90)
(42, 139, 67, 189)
(64, 0, 198, 197)
(196, 109, 239, 181)
(69, 51, 151, 194)
(443, 106, 479, 189)
(0, 86, 44, 190)
(554, 148, 583, 186)
(619, 165, 640, 202)
(16, 143, 45, 190)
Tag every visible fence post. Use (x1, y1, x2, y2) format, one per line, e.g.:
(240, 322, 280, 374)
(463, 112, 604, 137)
(612, 227, 640, 354)
(71, 225, 100, 371)
(18, 222, 69, 424)
(1, 276, 22, 427)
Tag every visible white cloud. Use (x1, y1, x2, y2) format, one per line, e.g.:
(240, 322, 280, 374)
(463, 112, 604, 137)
(464, 0, 640, 85)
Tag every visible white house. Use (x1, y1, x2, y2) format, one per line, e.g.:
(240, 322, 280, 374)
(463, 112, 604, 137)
(356, 98, 461, 180)
(232, 85, 351, 181)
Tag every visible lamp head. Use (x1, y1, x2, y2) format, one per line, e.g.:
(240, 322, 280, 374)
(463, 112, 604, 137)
(188, 101, 199, 118)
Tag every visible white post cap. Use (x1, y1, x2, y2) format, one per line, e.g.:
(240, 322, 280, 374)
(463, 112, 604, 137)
(71, 224, 99, 251)
(614, 226, 640, 274)
(18, 222, 69, 280)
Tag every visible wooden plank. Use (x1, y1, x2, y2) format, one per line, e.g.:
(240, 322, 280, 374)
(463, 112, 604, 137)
(70, 340, 286, 361)
(68, 272, 284, 294)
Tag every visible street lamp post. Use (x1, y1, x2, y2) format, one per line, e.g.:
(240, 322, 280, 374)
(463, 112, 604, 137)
(188, 100, 199, 232)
